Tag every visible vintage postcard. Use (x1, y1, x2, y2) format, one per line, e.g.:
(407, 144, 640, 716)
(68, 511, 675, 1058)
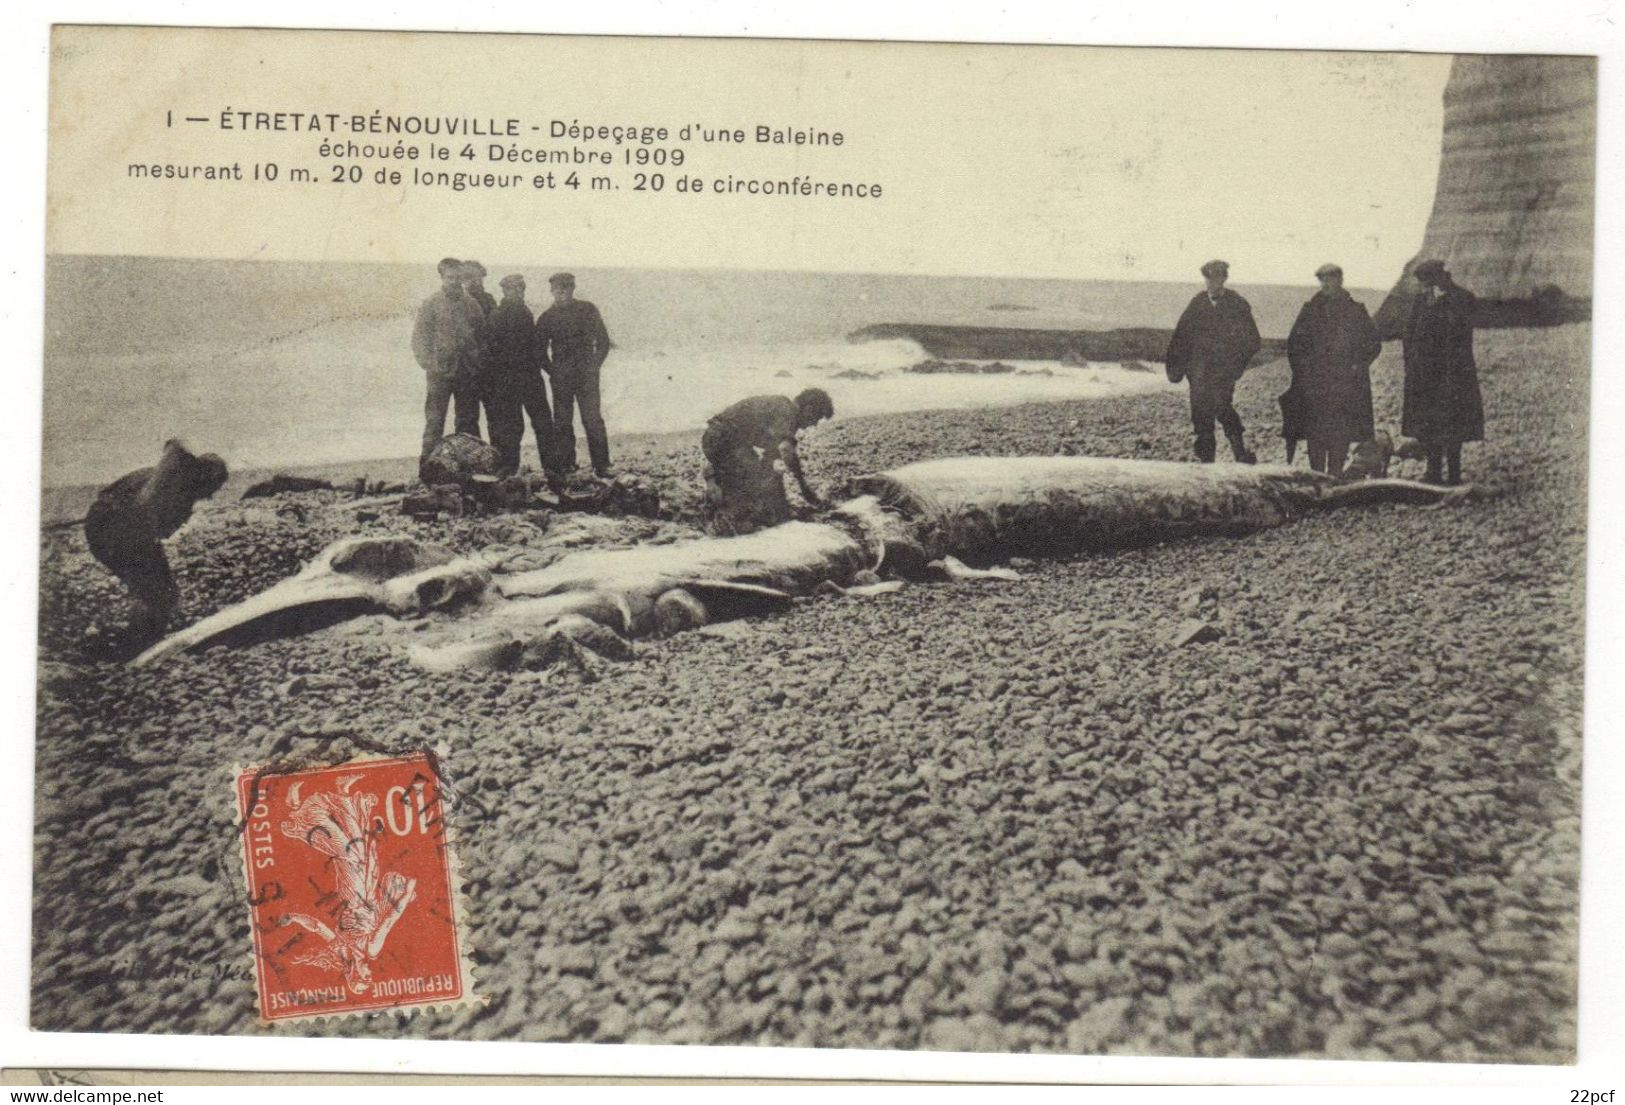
(31, 21, 1593, 1069)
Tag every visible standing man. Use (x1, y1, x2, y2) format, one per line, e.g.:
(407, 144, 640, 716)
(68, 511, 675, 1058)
(483, 274, 560, 480)
(84, 439, 228, 642)
(412, 257, 486, 477)
(1164, 260, 1262, 464)
(702, 389, 833, 535)
(536, 272, 613, 478)
(1284, 264, 1382, 477)
(1402, 259, 1484, 485)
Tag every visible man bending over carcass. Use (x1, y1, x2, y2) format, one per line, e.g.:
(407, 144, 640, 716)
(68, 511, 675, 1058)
(701, 388, 833, 535)
(84, 439, 228, 640)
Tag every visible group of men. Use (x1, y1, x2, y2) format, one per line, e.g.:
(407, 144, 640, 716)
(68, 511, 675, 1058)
(411, 259, 614, 483)
(1165, 258, 1484, 484)
(409, 256, 837, 535)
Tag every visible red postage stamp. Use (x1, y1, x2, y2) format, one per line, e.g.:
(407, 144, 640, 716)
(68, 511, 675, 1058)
(236, 751, 471, 1022)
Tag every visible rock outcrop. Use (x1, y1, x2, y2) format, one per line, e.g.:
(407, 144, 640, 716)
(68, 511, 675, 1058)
(848, 323, 1287, 366)
(1375, 54, 1595, 335)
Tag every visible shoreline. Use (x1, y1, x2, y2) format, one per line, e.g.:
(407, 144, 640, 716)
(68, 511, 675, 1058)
(39, 370, 1184, 525)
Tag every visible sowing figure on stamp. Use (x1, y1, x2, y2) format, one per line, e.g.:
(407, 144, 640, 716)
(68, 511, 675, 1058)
(277, 774, 418, 995)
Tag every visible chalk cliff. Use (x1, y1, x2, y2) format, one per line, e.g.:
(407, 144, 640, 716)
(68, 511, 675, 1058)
(1375, 54, 1595, 335)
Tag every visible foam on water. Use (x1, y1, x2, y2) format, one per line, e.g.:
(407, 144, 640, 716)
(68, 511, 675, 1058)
(602, 335, 1178, 435)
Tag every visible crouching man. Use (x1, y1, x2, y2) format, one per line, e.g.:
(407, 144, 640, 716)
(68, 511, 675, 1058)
(702, 388, 834, 535)
(84, 439, 228, 640)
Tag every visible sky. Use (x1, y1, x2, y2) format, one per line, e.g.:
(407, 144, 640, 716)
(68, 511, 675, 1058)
(47, 29, 1451, 290)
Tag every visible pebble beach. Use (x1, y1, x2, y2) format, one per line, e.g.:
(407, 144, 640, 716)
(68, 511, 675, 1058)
(32, 323, 1587, 1062)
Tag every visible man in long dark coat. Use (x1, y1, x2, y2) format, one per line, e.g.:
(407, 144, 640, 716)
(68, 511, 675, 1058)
(1283, 263, 1381, 477)
(1402, 259, 1485, 486)
(482, 274, 560, 480)
(536, 272, 614, 477)
(1164, 259, 1262, 464)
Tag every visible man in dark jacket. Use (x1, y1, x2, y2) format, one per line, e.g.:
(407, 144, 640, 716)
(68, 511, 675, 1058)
(1284, 264, 1382, 477)
(702, 389, 833, 535)
(536, 272, 614, 477)
(482, 274, 560, 479)
(1402, 259, 1485, 486)
(84, 439, 228, 641)
(1164, 260, 1262, 464)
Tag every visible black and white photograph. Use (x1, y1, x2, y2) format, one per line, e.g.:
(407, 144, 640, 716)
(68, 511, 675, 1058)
(10, 11, 1620, 1087)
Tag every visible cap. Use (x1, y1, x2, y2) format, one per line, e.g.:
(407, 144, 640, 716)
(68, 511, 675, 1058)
(437, 257, 463, 274)
(795, 387, 835, 422)
(193, 453, 229, 496)
(499, 274, 526, 291)
(1315, 263, 1344, 279)
(1200, 259, 1229, 279)
(549, 272, 576, 287)
(462, 260, 487, 278)
(1413, 258, 1448, 281)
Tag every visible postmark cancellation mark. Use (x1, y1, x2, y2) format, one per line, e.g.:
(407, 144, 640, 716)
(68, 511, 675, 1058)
(236, 752, 474, 1023)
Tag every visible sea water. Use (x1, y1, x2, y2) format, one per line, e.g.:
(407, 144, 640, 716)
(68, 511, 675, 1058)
(42, 257, 1366, 488)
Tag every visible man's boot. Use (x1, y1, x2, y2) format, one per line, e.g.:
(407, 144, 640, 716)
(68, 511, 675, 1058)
(1326, 439, 1347, 479)
(1423, 443, 1444, 485)
(1227, 432, 1257, 465)
(1193, 434, 1217, 463)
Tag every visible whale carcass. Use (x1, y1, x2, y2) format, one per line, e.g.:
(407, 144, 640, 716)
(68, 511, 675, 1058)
(133, 456, 1468, 671)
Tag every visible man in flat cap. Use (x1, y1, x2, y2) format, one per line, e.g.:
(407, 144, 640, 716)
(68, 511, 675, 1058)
(1401, 259, 1484, 485)
(535, 272, 615, 477)
(461, 260, 497, 320)
(1164, 259, 1263, 464)
(482, 274, 561, 481)
(1284, 263, 1381, 476)
(411, 257, 486, 476)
